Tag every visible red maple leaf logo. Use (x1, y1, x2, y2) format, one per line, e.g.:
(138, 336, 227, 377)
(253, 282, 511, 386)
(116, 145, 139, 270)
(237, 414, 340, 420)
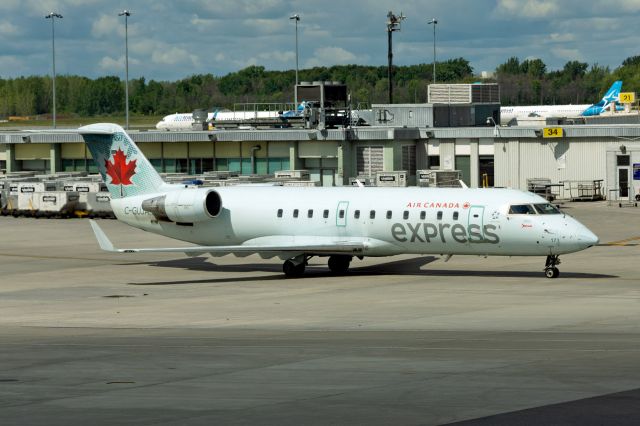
(105, 149, 136, 186)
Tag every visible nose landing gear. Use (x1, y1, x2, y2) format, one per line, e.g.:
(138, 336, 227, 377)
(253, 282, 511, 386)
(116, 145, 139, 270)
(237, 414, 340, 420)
(544, 255, 560, 278)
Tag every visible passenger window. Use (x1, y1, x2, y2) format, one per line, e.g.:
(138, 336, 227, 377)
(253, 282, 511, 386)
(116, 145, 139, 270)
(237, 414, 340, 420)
(339, 210, 345, 219)
(453, 211, 459, 220)
(386, 210, 392, 219)
(354, 210, 360, 219)
(277, 209, 283, 218)
(437, 211, 443, 220)
(420, 211, 426, 220)
(323, 209, 329, 219)
(370, 210, 376, 219)
(508, 204, 536, 215)
(293, 209, 299, 218)
(308, 209, 313, 218)
(403, 211, 409, 220)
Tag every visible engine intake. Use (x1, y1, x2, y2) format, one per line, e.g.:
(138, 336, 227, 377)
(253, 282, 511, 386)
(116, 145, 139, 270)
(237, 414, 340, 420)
(142, 189, 222, 223)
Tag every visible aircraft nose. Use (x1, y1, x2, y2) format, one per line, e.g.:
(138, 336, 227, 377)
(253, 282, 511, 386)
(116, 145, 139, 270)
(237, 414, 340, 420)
(576, 228, 599, 248)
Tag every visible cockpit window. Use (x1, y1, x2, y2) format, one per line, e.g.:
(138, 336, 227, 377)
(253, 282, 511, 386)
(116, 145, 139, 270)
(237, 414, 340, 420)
(508, 204, 536, 215)
(533, 203, 561, 214)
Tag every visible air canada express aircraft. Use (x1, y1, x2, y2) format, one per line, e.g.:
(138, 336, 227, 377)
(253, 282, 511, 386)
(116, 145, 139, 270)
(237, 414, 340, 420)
(80, 123, 598, 279)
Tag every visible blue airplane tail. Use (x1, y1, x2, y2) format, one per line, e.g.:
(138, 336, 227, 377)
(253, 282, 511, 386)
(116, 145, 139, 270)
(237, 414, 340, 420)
(281, 101, 306, 118)
(582, 81, 623, 116)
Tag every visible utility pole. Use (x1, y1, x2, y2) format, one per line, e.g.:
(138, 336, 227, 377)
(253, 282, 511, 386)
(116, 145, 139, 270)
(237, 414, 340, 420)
(386, 11, 406, 104)
(45, 12, 63, 129)
(290, 14, 300, 105)
(119, 10, 131, 129)
(428, 18, 438, 84)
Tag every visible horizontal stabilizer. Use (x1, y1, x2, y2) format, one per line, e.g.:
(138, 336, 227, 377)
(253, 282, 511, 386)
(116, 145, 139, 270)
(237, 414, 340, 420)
(89, 220, 116, 252)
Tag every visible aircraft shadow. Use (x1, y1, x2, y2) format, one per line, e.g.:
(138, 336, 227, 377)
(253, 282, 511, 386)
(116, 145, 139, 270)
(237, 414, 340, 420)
(126, 256, 615, 285)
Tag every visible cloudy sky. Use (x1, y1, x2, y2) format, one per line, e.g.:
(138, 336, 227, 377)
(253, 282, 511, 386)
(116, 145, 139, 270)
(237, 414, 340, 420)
(1, 0, 640, 81)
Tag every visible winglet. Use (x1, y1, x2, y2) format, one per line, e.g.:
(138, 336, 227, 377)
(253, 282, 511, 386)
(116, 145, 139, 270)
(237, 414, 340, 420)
(89, 220, 116, 252)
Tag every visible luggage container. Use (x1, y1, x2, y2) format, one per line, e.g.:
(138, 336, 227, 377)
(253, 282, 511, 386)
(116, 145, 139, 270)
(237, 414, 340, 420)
(348, 176, 375, 186)
(274, 170, 310, 180)
(0, 188, 7, 211)
(375, 171, 407, 187)
(1, 190, 18, 216)
(282, 180, 320, 187)
(61, 181, 111, 216)
(417, 169, 462, 187)
(86, 192, 114, 217)
(30, 191, 80, 218)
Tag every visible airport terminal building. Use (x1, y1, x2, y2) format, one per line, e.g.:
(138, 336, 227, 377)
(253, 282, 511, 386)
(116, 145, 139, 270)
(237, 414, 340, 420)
(1, 83, 640, 201)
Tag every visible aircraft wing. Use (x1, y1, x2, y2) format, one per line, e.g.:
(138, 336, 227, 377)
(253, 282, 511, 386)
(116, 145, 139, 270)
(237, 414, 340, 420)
(89, 220, 364, 256)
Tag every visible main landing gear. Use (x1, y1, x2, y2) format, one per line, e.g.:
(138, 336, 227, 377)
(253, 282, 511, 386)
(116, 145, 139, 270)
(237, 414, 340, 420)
(283, 256, 307, 278)
(327, 255, 352, 274)
(282, 255, 353, 278)
(544, 255, 560, 279)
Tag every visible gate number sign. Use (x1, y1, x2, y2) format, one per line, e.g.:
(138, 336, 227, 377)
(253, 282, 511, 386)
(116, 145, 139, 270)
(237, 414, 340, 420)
(543, 127, 563, 138)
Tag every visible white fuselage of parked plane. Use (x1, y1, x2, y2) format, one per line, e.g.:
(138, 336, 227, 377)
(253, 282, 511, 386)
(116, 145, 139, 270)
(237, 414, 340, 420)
(156, 110, 282, 131)
(500, 105, 591, 125)
(110, 186, 598, 258)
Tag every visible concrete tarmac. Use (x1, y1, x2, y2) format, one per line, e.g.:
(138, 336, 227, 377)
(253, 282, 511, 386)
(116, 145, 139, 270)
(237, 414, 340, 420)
(0, 201, 639, 425)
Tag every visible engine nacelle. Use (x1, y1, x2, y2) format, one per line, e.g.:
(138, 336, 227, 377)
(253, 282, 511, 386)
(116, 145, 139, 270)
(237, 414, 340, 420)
(141, 188, 222, 223)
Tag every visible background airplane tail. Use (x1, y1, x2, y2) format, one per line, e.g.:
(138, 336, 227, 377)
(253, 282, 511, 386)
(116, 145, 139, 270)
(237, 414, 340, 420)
(593, 80, 623, 107)
(79, 123, 166, 199)
(582, 81, 623, 116)
(602, 80, 623, 103)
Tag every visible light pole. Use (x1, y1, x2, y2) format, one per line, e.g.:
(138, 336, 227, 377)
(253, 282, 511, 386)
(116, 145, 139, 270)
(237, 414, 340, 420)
(119, 10, 131, 129)
(427, 18, 437, 84)
(289, 14, 300, 105)
(45, 12, 62, 129)
(386, 11, 406, 104)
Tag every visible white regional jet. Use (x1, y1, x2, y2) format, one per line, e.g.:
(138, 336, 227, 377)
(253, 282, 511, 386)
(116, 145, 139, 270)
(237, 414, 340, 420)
(156, 103, 306, 131)
(500, 81, 623, 125)
(80, 123, 598, 278)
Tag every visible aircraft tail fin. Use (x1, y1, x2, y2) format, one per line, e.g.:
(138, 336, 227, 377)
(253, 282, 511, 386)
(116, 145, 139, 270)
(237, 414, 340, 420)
(79, 123, 166, 199)
(582, 81, 623, 116)
(601, 80, 623, 104)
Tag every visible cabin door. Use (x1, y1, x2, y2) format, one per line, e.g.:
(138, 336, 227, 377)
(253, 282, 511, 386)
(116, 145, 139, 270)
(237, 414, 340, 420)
(336, 201, 349, 227)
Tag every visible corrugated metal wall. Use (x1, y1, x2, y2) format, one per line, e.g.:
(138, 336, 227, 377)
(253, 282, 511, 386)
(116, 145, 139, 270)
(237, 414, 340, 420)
(494, 138, 620, 191)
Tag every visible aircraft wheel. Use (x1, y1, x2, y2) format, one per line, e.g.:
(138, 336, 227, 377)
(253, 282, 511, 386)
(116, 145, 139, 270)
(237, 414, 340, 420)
(328, 255, 351, 274)
(545, 267, 560, 279)
(283, 260, 305, 278)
